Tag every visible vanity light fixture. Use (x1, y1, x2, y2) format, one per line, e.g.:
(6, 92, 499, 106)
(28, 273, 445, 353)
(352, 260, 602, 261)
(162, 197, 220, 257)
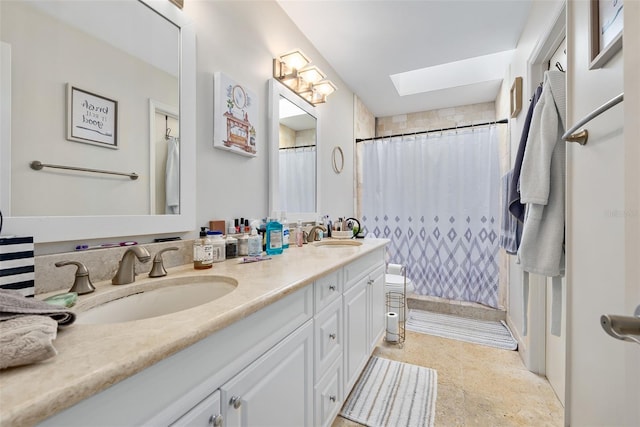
(273, 49, 337, 105)
(299, 79, 337, 105)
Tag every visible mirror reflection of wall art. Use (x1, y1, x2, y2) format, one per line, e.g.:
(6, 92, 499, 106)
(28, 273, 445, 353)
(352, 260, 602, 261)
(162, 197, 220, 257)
(213, 72, 257, 157)
(66, 84, 118, 149)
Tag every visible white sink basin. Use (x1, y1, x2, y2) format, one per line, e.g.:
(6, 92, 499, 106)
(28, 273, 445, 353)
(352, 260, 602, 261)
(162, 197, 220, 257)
(74, 275, 237, 324)
(313, 239, 363, 247)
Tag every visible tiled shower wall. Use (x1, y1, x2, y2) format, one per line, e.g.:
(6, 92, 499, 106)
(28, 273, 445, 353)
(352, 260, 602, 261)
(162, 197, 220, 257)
(376, 102, 496, 136)
(355, 98, 511, 310)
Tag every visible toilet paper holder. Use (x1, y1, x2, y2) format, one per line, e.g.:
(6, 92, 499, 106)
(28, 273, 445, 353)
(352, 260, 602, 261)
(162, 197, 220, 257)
(385, 264, 407, 346)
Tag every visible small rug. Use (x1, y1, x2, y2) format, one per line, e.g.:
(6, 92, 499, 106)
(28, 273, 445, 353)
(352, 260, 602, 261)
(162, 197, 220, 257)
(406, 309, 518, 351)
(340, 356, 437, 427)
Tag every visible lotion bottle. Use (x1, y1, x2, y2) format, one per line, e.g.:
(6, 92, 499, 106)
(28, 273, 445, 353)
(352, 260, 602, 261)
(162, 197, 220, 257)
(281, 213, 290, 249)
(295, 220, 304, 247)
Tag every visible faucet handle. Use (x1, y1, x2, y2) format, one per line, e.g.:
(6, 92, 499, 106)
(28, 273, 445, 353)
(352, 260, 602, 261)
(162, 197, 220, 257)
(149, 247, 179, 278)
(55, 260, 95, 295)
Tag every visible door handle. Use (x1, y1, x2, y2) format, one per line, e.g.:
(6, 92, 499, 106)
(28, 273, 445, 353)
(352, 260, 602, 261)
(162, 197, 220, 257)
(600, 305, 640, 345)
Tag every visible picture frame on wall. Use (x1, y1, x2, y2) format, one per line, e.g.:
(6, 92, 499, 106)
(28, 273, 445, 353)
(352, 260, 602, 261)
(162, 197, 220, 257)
(510, 77, 523, 119)
(66, 84, 118, 149)
(589, 0, 624, 70)
(213, 72, 258, 157)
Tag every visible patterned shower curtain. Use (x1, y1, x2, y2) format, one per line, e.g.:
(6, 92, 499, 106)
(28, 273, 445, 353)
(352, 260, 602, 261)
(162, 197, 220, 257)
(360, 126, 501, 308)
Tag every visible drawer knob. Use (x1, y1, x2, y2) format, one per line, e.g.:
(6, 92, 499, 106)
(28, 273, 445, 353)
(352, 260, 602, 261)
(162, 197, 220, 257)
(329, 395, 337, 402)
(230, 396, 242, 409)
(329, 333, 337, 340)
(209, 414, 223, 427)
(329, 285, 336, 291)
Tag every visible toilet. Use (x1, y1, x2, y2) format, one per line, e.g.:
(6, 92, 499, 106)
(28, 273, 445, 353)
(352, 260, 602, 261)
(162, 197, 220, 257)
(385, 264, 414, 322)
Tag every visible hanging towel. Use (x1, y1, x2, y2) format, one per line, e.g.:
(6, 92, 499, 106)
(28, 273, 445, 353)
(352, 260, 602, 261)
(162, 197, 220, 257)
(165, 136, 180, 215)
(500, 171, 522, 254)
(0, 289, 75, 326)
(518, 70, 566, 277)
(0, 315, 58, 369)
(509, 85, 543, 223)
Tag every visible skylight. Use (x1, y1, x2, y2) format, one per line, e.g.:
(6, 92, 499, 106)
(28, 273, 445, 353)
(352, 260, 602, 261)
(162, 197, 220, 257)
(390, 50, 515, 97)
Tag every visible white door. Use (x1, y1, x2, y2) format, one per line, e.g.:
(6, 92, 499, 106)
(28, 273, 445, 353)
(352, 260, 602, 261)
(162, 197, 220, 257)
(565, 1, 640, 426)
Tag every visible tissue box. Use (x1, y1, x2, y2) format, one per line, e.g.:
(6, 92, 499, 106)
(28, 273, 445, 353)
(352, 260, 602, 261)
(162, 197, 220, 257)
(0, 236, 35, 297)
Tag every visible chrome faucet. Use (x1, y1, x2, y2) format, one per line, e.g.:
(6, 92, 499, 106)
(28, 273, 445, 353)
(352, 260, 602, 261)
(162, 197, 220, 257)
(307, 225, 327, 243)
(112, 246, 151, 285)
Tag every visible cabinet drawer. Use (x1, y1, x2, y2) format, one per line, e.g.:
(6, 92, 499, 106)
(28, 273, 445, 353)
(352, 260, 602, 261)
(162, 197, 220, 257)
(314, 296, 343, 381)
(343, 248, 384, 291)
(314, 356, 343, 427)
(314, 269, 342, 313)
(170, 390, 222, 427)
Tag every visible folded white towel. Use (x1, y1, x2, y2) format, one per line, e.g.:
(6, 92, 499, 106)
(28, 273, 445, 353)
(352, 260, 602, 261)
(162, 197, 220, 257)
(0, 289, 75, 326)
(0, 315, 58, 369)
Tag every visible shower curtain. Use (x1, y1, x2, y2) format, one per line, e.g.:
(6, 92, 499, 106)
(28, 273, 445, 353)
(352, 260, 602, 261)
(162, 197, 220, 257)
(279, 146, 316, 213)
(360, 126, 501, 308)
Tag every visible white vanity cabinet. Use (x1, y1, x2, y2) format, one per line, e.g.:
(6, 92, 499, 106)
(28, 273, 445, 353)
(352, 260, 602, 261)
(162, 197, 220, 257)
(171, 390, 223, 427)
(36, 245, 386, 427)
(313, 271, 345, 427)
(221, 321, 314, 427)
(343, 251, 386, 392)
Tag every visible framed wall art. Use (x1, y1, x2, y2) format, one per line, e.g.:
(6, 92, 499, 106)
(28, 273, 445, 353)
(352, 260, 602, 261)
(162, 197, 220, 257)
(66, 84, 118, 149)
(213, 72, 258, 157)
(510, 76, 523, 118)
(589, 0, 624, 69)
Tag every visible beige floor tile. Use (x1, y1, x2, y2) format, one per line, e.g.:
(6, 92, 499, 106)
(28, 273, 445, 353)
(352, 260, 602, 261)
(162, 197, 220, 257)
(332, 330, 563, 427)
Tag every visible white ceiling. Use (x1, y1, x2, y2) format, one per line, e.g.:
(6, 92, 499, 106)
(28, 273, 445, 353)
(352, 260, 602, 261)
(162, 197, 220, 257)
(277, 0, 533, 118)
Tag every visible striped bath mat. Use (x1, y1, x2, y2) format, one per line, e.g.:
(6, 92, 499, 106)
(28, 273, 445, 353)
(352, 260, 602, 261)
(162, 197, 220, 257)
(340, 356, 437, 427)
(406, 309, 518, 350)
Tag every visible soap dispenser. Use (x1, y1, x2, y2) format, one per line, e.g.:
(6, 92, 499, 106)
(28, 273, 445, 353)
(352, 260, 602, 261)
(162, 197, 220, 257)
(193, 227, 213, 269)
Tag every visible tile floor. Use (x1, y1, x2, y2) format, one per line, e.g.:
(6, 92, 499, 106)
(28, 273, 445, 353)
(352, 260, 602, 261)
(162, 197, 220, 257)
(332, 330, 564, 427)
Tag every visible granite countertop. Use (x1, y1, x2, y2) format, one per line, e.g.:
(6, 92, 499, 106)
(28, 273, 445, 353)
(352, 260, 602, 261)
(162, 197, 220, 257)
(0, 239, 388, 427)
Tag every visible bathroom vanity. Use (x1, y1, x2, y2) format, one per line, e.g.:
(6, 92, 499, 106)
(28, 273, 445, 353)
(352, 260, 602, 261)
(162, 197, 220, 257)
(0, 239, 388, 427)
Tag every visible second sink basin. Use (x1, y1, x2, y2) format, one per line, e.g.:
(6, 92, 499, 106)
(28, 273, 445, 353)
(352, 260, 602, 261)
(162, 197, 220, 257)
(74, 275, 237, 324)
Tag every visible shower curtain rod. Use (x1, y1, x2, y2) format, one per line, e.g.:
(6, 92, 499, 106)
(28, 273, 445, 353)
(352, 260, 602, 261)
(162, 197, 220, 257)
(355, 118, 508, 143)
(279, 144, 316, 150)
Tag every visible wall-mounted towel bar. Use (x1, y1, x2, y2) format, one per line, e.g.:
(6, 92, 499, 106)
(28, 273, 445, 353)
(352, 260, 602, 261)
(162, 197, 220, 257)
(30, 160, 138, 180)
(563, 93, 624, 145)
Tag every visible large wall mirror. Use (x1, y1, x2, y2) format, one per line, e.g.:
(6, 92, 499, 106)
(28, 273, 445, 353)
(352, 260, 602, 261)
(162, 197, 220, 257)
(268, 79, 319, 222)
(0, 0, 195, 243)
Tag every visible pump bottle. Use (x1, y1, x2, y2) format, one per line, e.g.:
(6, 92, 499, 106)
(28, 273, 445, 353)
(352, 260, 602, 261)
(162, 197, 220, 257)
(193, 227, 213, 269)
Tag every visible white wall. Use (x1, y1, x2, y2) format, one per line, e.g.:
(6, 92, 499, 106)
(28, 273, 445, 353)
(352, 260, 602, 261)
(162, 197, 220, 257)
(183, 1, 355, 230)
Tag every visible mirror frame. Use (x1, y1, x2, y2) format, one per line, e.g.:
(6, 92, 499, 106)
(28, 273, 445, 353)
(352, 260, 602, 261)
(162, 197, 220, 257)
(0, 0, 195, 243)
(268, 79, 320, 223)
